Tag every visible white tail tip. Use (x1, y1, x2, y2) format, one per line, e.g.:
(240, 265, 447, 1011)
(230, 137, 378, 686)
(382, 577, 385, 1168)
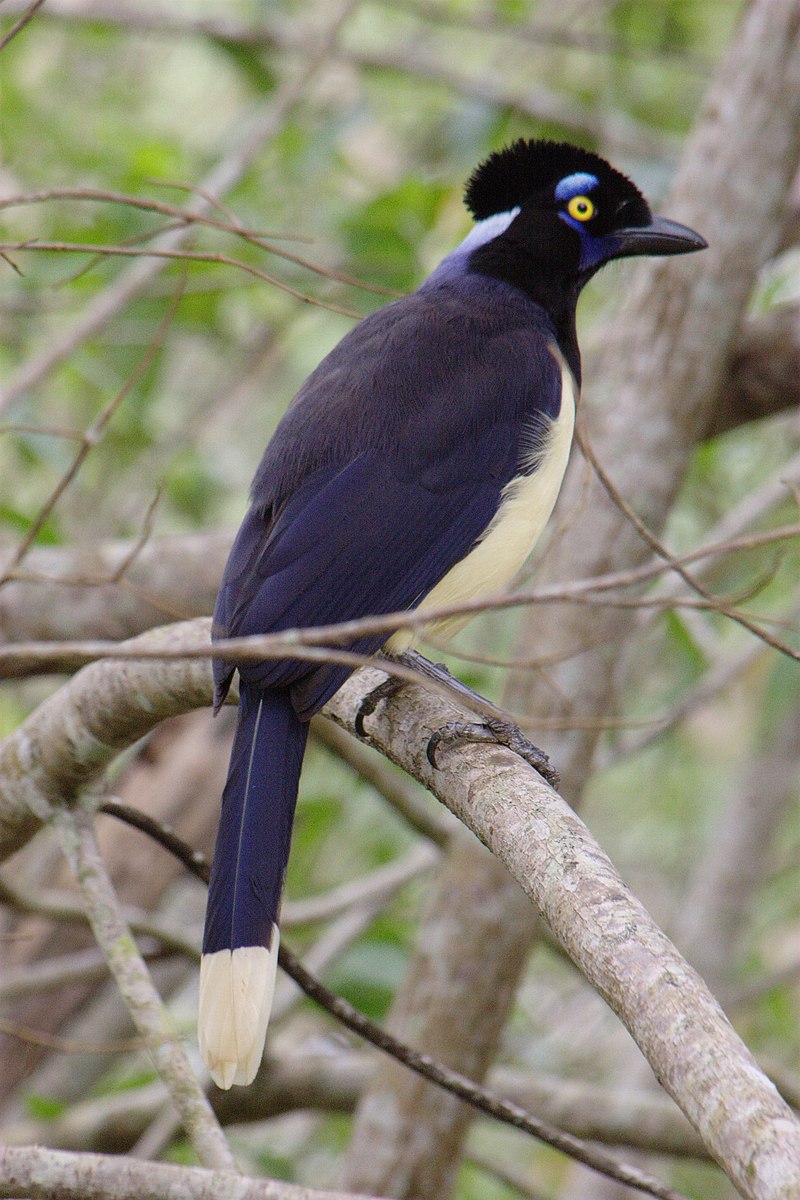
(198, 932, 279, 1089)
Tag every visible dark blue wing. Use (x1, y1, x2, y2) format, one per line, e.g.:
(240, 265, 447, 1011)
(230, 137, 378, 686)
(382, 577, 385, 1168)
(212, 279, 567, 719)
(214, 428, 517, 718)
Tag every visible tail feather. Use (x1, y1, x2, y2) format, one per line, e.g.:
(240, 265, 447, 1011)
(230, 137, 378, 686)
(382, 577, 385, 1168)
(199, 684, 308, 1088)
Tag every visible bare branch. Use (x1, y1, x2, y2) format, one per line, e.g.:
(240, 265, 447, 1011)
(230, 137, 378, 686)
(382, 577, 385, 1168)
(3, 514, 800, 676)
(0, 530, 230, 646)
(0, 870, 200, 959)
(311, 718, 455, 846)
(100, 797, 688, 1199)
(97, 794, 440, 930)
(1, 276, 184, 584)
(0, 0, 362, 416)
(0, 1144, 380, 1200)
(0, 1016, 142, 1056)
(282, 841, 438, 928)
(0, 0, 46, 54)
(0, 619, 798, 1194)
(281, 948, 687, 1200)
(0, 186, 398, 297)
(0, 239, 363, 319)
(0, 945, 171, 1004)
(50, 808, 235, 1171)
(1, 1053, 708, 1159)
(574, 419, 800, 660)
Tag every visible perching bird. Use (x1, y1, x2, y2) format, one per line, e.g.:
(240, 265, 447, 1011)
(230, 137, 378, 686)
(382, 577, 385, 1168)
(199, 139, 706, 1088)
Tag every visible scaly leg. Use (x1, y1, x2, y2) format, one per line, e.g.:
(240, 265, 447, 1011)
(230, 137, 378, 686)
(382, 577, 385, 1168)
(354, 651, 559, 788)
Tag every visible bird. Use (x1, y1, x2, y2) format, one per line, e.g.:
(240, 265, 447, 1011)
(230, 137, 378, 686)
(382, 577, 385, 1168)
(198, 138, 706, 1088)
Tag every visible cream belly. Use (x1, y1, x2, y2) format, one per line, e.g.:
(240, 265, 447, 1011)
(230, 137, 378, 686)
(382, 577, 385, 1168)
(387, 351, 576, 653)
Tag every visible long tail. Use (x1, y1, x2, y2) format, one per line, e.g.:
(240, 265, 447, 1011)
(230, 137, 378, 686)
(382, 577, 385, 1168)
(198, 683, 309, 1089)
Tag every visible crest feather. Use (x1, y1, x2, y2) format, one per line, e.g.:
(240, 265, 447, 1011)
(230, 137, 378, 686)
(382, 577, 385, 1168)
(464, 139, 648, 224)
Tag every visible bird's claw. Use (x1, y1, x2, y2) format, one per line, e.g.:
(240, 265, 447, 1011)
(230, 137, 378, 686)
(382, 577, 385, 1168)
(427, 717, 560, 788)
(354, 674, 406, 738)
(354, 653, 450, 738)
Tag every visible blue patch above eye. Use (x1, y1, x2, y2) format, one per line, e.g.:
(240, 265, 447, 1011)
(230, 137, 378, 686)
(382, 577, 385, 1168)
(554, 172, 599, 201)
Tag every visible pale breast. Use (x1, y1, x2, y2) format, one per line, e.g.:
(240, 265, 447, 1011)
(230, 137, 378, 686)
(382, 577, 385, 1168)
(387, 349, 576, 653)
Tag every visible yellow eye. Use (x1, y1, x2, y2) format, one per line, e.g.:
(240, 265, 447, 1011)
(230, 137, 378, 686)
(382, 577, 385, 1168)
(567, 195, 595, 222)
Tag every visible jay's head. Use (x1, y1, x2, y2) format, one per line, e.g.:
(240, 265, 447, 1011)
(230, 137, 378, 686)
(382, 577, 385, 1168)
(464, 139, 706, 286)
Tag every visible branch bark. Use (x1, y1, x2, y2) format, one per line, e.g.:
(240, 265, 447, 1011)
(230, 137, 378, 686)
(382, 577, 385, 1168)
(340, 2, 800, 1194)
(2, 1054, 708, 1159)
(1, 618, 799, 1196)
(49, 808, 234, 1171)
(0, 1144, 380, 1200)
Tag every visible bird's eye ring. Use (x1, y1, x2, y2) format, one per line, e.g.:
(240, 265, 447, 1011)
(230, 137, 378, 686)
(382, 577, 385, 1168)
(567, 195, 595, 222)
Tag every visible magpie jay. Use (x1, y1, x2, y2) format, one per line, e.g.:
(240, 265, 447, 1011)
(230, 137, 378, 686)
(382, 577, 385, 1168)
(199, 139, 706, 1088)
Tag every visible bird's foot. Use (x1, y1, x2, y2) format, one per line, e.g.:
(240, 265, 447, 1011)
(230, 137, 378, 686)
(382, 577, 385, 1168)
(355, 653, 560, 788)
(427, 716, 560, 789)
(354, 652, 453, 738)
(354, 672, 405, 737)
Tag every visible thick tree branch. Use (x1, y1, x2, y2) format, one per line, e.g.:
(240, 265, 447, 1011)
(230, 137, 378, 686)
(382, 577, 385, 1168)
(708, 302, 800, 436)
(0, 1144, 379, 1200)
(0, 621, 213, 861)
(2, 1054, 708, 1159)
(0, 618, 798, 1195)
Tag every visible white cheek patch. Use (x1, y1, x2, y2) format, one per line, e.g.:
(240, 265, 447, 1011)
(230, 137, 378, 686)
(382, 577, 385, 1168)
(457, 207, 521, 254)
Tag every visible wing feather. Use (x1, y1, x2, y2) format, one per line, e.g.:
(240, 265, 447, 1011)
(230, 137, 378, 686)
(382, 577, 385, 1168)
(212, 286, 567, 718)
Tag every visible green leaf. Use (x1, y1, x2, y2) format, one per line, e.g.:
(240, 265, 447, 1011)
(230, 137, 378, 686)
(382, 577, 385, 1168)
(24, 1093, 68, 1121)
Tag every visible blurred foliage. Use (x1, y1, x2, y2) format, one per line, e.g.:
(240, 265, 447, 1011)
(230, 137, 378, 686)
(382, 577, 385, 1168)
(1, 1, 798, 1197)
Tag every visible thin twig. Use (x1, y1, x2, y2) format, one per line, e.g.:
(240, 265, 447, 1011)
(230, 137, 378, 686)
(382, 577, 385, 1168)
(311, 718, 454, 845)
(0, 872, 200, 959)
(3, 517, 799, 675)
(98, 798, 436, 929)
(0, 1015, 143, 1055)
(607, 636, 772, 763)
(0, 186, 307, 238)
(575, 421, 800, 662)
(0, 944, 174, 1003)
(107, 490, 163, 584)
(49, 807, 236, 1171)
(0, 240, 363, 318)
(0, 275, 185, 584)
(0, 0, 45, 54)
(100, 800, 689, 1200)
(0, 0, 362, 416)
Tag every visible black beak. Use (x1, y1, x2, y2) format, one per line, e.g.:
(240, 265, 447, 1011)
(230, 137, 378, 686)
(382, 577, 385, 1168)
(613, 216, 708, 259)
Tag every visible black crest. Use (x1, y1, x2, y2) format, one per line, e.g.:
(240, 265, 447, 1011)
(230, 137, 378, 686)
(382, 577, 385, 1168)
(464, 139, 650, 227)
